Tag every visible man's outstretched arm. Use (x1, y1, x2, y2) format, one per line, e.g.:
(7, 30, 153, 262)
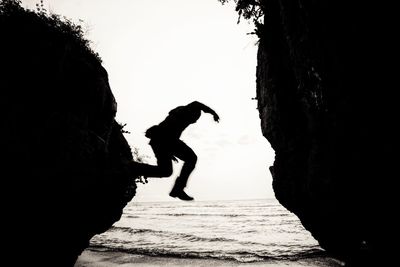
(189, 101, 220, 122)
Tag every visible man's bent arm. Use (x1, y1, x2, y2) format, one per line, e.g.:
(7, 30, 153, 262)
(190, 101, 220, 122)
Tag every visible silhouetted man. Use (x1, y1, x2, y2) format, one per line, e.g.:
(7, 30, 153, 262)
(134, 101, 219, 201)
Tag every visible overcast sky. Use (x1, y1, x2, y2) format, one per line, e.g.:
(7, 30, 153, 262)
(21, 0, 275, 202)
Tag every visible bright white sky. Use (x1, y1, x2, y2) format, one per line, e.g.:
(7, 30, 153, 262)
(22, 0, 276, 202)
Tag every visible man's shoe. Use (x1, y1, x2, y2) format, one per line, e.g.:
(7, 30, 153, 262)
(169, 189, 194, 201)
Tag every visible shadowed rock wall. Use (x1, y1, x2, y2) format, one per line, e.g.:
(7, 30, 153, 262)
(1, 1, 136, 265)
(256, 0, 397, 265)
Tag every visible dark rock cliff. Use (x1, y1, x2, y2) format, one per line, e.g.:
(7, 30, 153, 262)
(255, 0, 397, 265)
(1, 1, 136, 265)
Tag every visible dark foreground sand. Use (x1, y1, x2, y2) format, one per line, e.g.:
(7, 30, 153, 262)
(75, 249, 344, 267)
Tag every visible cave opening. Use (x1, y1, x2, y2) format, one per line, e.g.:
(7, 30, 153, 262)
(2, 0, 351, 266)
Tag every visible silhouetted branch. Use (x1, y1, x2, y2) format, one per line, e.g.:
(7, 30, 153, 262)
(218, 0, 264, 25)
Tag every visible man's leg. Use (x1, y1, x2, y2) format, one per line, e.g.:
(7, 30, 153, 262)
(130, 140, 173, 178)
(170, 140, 197, 200)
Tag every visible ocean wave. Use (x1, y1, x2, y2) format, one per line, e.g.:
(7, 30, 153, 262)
(154, 213, 242, 217)
(88, 244, 327, 263)
(108, 226, 237, 243)
(148, 212, 292, 218)
(122, 215, 140, 219)
(103, 226, 322, 256)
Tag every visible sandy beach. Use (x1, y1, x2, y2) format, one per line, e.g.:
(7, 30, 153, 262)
(75, 249, 344, 267)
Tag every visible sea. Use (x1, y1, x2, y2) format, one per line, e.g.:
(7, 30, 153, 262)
(89, 199, 339, 265)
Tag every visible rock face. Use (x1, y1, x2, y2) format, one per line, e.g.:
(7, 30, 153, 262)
(1, 1, 136, 265)
(256, 0, 397, 265)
